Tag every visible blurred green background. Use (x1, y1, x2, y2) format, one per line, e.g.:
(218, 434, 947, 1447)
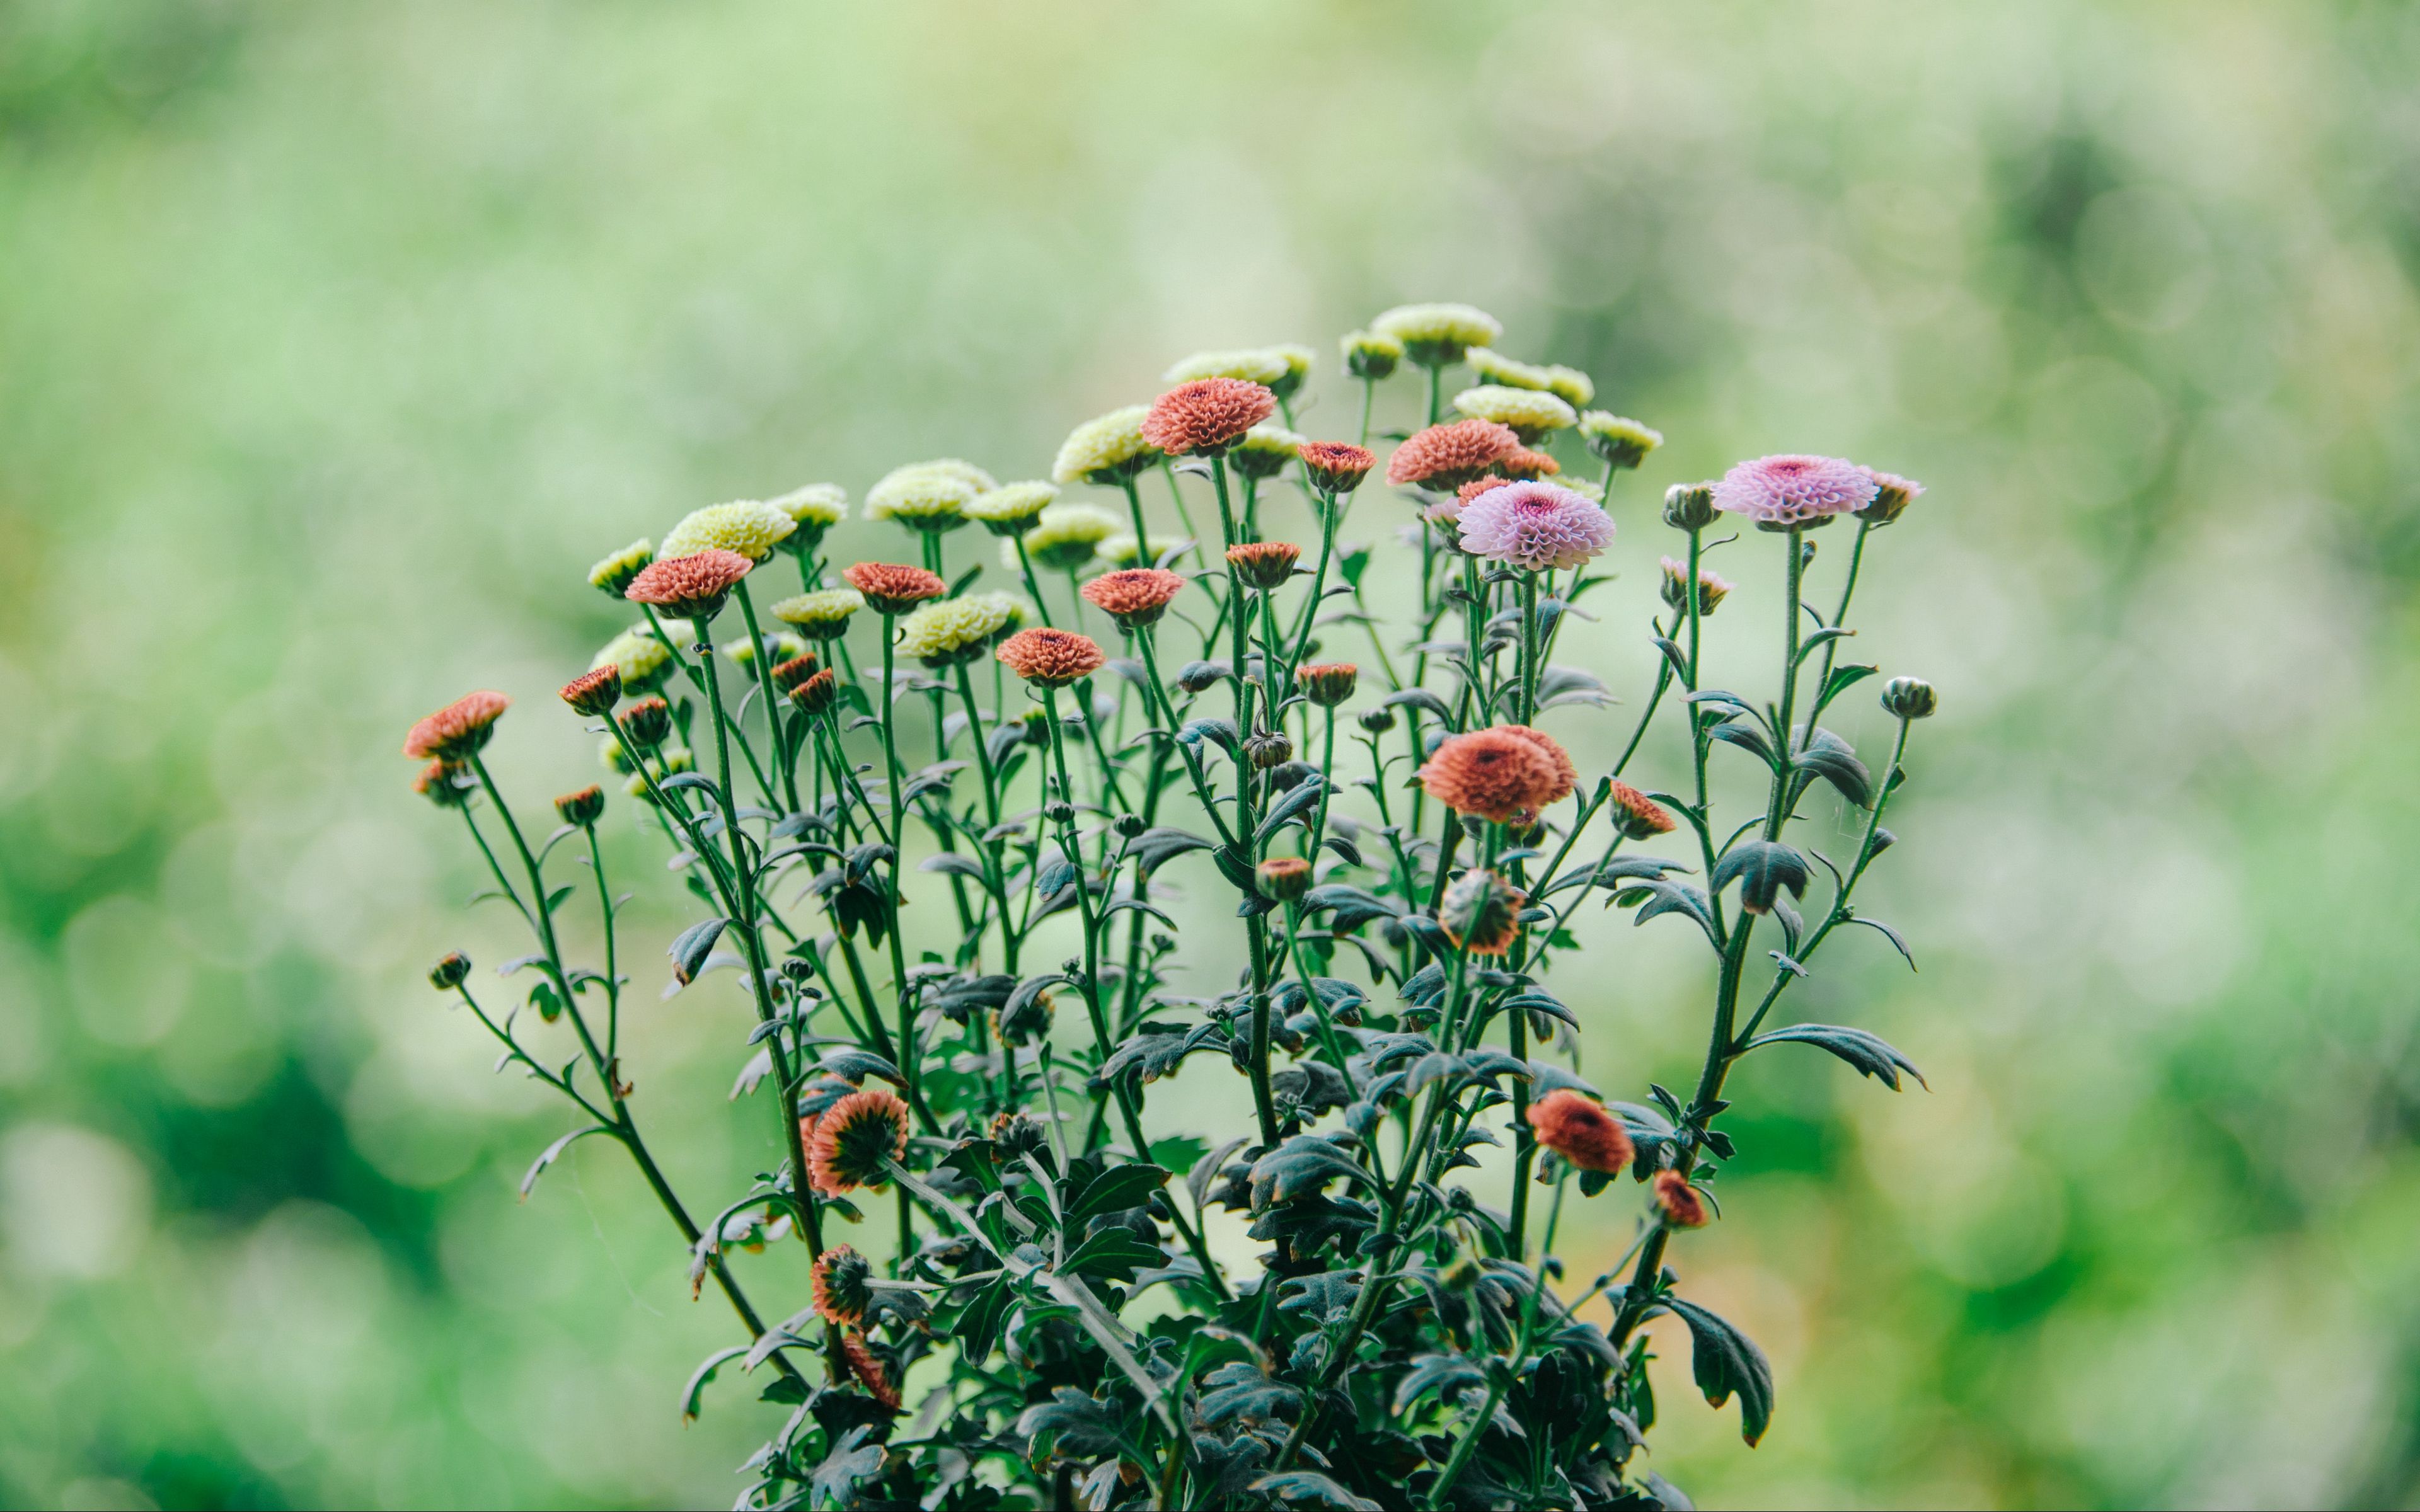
(4, 1, 2417, 1506)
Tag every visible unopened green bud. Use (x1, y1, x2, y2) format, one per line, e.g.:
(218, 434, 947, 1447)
(429, 952, 471, 990)
(1662, 483, 1717, 532)
(1881, 677, 1938, 720)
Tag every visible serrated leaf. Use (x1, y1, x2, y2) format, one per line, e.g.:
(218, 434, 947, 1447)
(1392, 1352, 1487, 1415)
(1248, 1135, 1374, 1208)
(1059, 1226, 1163, 1283)
(1199, 1360, 1303, 1428)
(1064, 1162, 1172, 1225)
(1668, 1297, 1775, 1445)
(1746, 1023, 1927, 1089)
(1620, 877, 1719, 947)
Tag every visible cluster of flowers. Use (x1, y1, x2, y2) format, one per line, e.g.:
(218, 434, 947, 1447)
(410, 297, 1937, 1510)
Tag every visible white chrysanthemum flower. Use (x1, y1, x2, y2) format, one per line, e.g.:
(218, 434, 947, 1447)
(660, 500, 798, 562)
(1265, 343, 1316, 399)
(592, 621, 690, 690)
(866, 466, 979, 534)
(1052, 405, 1162, 485)
(1467, 348, 1555, 391)
(964, 481, 1059, 536)
(769, 587, 866, 640)
(768, 483, 848, 530)
(877, 458, 996, 495)
(1230, 422, 1305, 481)
(1097, 532, 1190, 570)
(1013, 503, 1122, 572)
(1577, 412, 1663, 469)
(895, 594, 1018, 664)
(1341, 329, 1404, 380)
(1453, 384, 1578, 440)
(1370, 302, 1503, 364)
(589, 539, 654, 595)
(1163, 348, 1290, 386)
(1541, 365, 1594, 408)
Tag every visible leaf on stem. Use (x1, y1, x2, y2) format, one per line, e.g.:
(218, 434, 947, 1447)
(667, 917, 732, 985)
(1611, 878, 1719, 948)
(1250, 1472, 1382, 1511)
(678, 1343, 752, 1423)
(1128, 825, 1217, 874)
(1709, 841, 1810, 915)
(1744, 1023, 1927, 1090)
(1666, 1297, 1776, 1445)
(1790, 726, 1870, 806)
(519, 1125, 614, 1200)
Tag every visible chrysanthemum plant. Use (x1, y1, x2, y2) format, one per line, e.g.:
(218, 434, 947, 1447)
(410, 307, 1937, 1510)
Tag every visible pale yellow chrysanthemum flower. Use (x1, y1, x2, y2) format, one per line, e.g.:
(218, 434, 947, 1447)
(866, 466, 979, 534)
(592, 621, 691, 690)
(1097, 532, 1190, 570)
(1577, 411, 1663, 469)
(768, 483, 848, 529)
(976, 590, 1032, 637)
(660, 500, 798, 562)
(879, 458, 996, 494)
(626, 746, 694, 799)
(600, 735, 637, 776)
(1265, 343, 1317, 399)
(1341, 329, 1404, 380)
(895, 594, 1018, 665)
(1468, 348, 1557, 391)
(1555, 476, 1608, 503)
(1369, 302, 1503, 364)
(1013, 503, 1122, 572)
(1052, 405, 1162, 485)
(1163, 348, 1289, 386)
(726, 630, 809, 668)
(1541, 365, 1595, 408)
(1453, 384, 1578, 439)
(589, 539, 654, 595)
(964, 481, 1060, 537)
(769, 587, 866, 639)
(1230, 421, 1305, 481)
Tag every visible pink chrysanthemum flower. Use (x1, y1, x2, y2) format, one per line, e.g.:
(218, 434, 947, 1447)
(1858, 468, 1925, 524)
(626, 550, 754, 621)
(1455, 482, 1616, 572)
(1384, 418, 1521, 488)
(1139, 379, 1276, 455)
(996, 627, 1107, 687)
(403, 690, 510, 760)
(1710, 454, 1877, 527)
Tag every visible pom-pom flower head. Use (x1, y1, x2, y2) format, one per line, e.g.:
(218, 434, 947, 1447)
(588, 539, 654, 597)
(660, 501, 797, 562)
(1340, 328, 1404, 380)
(1052, 405, 1161, 485)
(1419, 726, 1565, 824)
(1453, 384, 1579, 442)
(1095, 531, 1188, 570)
(1541, 365, 1596, 408)
(841, 562, 947, 616)
(626, 550, 754, 622)
(404, 690, 510, 760)
(1014, 503, 1122, 572)
(1298, 441, 1376, 495)
(1457, 482, 1618, 572)
(1140, 378, 1277, 456)
(1497, 447, 1561, 481)
(1385, 418, 1522, 488)
(964, 481, 1059, 537)
(1579, 413, 1663, 470)
(771, 588, 865, 640)
(807, 1089, 910, 1193)
(1494, 724, 1577, 806)
(1711, 454, 1878, 528)
(1230, 422, 1305, 481)
(1226, 540, 1301, 590)
(560, 665, 621, 717)
(1264, 343, 1317, 401)
(895, 595, 1017, 665)
(867, 464, 981, 535)
(592, 623, 685, 690)
(810, 1243, 875, 1327)
(788, 668, 839, 714)
(1080, 568, 1186, 630)
(1859, 469, 1925, 524)
(1163, 348, 1290, 387)
(1369, 302, 1502, 366)
(1466, 348, 1555, 392)
(1528, 1090, 1636, 1174)
(768, 482, 848, 535)
(1440, 868, 1526, 954)
(1654, 1170, 1710, 1228)
(996, 627, 1107, 687)
(723, 630, 807, 669)
(1606, 781, 1676, 840)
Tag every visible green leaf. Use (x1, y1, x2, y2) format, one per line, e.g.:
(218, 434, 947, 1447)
(1845, 914, 1916, 970)
(1790, 726, 1870, 806)
(1248, 1135, 1374, 1208)
(811, 1426, 887, 1506)
(952, 1276, 1014, 1365)
(1708, 719, 1780, 769)
(543, 883, 577, 915)
(1129, 825, 1218, 873)
(1060, 1226, 1163, 1283)
(667, 916, 732, 985)
(1667, 1297, 1775, 1445)
(1820, 662, 1879, 706)
(1615, 877, 1719, 948)
(1276, 1269, 1362, 1326)
(1198, 1360, 1303, 1428)
(1017, 1386, 1127, 1458)
(1255, 777, 1325, 844)
(678, 1344, 751, 1422)
(1392, 1352, 1487, 1414)
(520, 1124, 614, 1200)
(1746, 1023, 1927, 1090)
(1064, 1162, 1173, 1225)
(1300, 884, 1404, 932)
(1250, 1471, 1382, 1511)
(1710, 840, 1809, 914)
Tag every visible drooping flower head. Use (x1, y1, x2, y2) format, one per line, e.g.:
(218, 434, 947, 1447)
(1453, 384, 1579, 442)
(1440, 868, 1526, 955)
(1256, 855, 1311, 902)
(1163, 348, 1290, 387)
(768, 483, 848, 552)
(1230, 422, 1305, 481)
(1528, 1091, 1636, 1174)
(809, 1243, 875, 1327)
(1297, 662, 1358, 707)
(840, 562, 947, 616)
(1051, 405, 1163, 486)
(1140, 379, 1277, 456)
(1014, 503, 1122, 572)
(1606, 781, 1676, 840)
(1226, 540, 1300, 590)
(1080, 568, 1187, 631)
(1340, 328, 1404, 380)
(895, 595, 1017, 665)
(1493, 724, 1577, 806)
(1858, 469, 1926, 524)
(996, 627, 1106, 687)
(1654, 1169, 1710, 1228)
(1385, 418, 1522, 488)
(1095, 530, 1189, 570)
(770, 587, 865, 641)
(626, 550, 754, 622)
(1659, 557, 1734, 619)
(588, 539, 654, 597)
(1369, 302, 1502, 367)
(1497, 447, 1561, 481)
(807, 1088, 910, 1193)
(1711, 454, 1878, 527)
(404, 690, 510, 760)
(1579, 413, 1663, 470)
(1456, 482, 1617, 572)
(414, 759, 472, 807)
(1419, 726, 1565, 824)
(591, 622, 686, 690)
(660, 501, 797, 562)
(1298, 441, 1376, 495)
(560, 665, 621, 717)
(866, 464, 982, 535)
(964, 481, 1060, 537)
(841, 1331, 901, 1411)
(554, 784, 605, 827)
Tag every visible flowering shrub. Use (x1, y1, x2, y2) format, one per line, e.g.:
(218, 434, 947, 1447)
(412, 309, 1936, 1510)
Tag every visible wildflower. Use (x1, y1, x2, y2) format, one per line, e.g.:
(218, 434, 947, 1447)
(807, 1088, 910, 1192)
(1579, 413, 1662, 470)
(770, 587, 866, 640)
(591, 622, 686, 690)
(964, 481, 1059, 537)
(1527, 1090, 1635, 1174)
(1663, 482, 1718, 532)
(840, 562, 947, 616)
(1881, 677, 1938, 719)
(1095, 531, 1188, 570)
(1653, 1170, 1710, 1228)
(724, 631, 808, 668)
(866, 466, 979, 536)
(1230, 422, 1305, 481)
(403, 690, 510, 760)
(660, 500, 797, 562)
(840, 1331, 902, 1411)
(622, 696, 672, 748)
(429, 952, 472, 990)
(1859, 469, 1925, 524)
(1710, 454, 1878, 528)
(1080, 568, 1186, 631)
(1467, 348, 1557, 392)
(1541, 365, 1596, 408)
(1014, 503, 1122, 573)
(626, 550, 754, 621)
(1163, 348, 1290, 387)
(768, 482, 848, 542)
(1297, 663, 1358, 707)
(555, 784, 605, 827)
(1335, 329, 1403, 384)
(1385, 418, 1522, 488)
(1256, 856, 1311, 902)
(896, 595, 1017, 666)
(1226, 541, 1300, 590)
(414, 759, 472, 807)
(810, 1243, 875, 1327)
(788, 668, 839, 714)
(1245, 730, 1293, 769)
(1659, 558, 1734, 618)
(1439, 868, 1526, 955)
(560, 665, 622, 717)
(1494, 724, 1577, 806)
(1497, 447, 1561, 481)
(996, 627, 1106, 687)
(1606, 781, 1676, 840)
(1452, 384, 1578, 442)
(1298, 441, 1376, 495)
(1369, 302, 1503, 366)
(1051, 405, 1162, 486)
(1456, 482, 1617, 572)
(1139, 378, 1277, 456)
(1419, 727, 1565, 824)
(589, 539, 654, 597)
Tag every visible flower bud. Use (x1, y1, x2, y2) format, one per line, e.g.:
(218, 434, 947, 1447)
(1657, 558, 1733, 619)
(1858, 470, 1925, 525)
(1662, 483, 1718, 532)
(1881, 677, 1937, 720)
(786, 668, 838, 715)
(560, 665, 622, 717)
(1439, 868, 1526, 956)
(1255, 856, 1311, 902)
(1020, 707, 1053, 747)
(1653, 1169, 1710, 1228)
(770, 653, 821, 692)
(1113, 813, 1148, 840)
(623, 696, 672, 747)
(1176, 660, 1230, 694)
(413, 759, 472, 808)
(1297, 662, 1358, 707)
(1358, 706, 1397, 735)
(1044, 801, 1076, 825)
(1226, 541, 1301, 592)
(1245, 730, 1294, 769)
(429, 951, 471, 990)
(588, 539, 654, 597)
(554, 784, 605, 827)
(1340, 329, 1403, 381)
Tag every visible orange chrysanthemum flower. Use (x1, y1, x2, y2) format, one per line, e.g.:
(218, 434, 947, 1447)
(1080, 568, 1187, 630)
(807, 1088, 910, 1193)
(770, 653, 820, 692)
(1527, 1089, 1636, 1174)
(787, 667, 839, 714)
(810, 1244, 874, 1327)
(841, 1330, 902, 1411)
(840, 562, 947, 616)
(1654, 1169, 1709, 1228)
(625, 549, 754, 621)
(996, 627, 1106, 687)
(1498, 446, 1562, 480)
(1607, 781, 1677, 840)
(1495, 724, 1578, 807)
(403, 690, 510, 760)
(1298, 440, 1377, 494)
(413, 758, 471, 806)
(1225, 541, 1300, 590)
(1139, 377, 1277, 455)
(1384, 418, 1522, 487)
(1417, 726, 1565, 823)
(559, 665, 621, 716)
